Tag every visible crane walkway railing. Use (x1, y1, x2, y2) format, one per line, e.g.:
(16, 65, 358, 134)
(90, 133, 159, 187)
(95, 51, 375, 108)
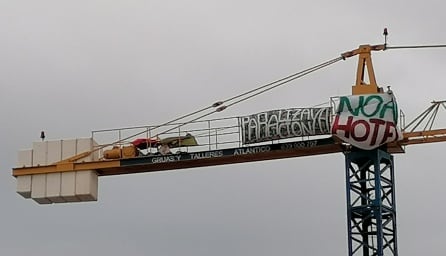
(91, 109, 335, 160)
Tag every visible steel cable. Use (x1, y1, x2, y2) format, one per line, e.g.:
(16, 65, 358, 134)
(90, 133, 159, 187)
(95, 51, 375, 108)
(151, 43, 446, 138)
(154, 56, 344, 138)
(386, 44, 446, 50)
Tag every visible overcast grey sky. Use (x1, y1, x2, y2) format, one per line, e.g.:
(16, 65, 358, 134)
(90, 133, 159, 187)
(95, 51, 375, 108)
(1, 1, 446, 255)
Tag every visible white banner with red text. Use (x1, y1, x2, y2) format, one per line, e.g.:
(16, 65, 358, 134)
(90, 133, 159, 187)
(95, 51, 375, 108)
(331, 93, 402, 150)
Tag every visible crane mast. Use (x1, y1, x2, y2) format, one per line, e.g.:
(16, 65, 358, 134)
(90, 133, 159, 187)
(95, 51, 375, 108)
(343, 44, 398, 256)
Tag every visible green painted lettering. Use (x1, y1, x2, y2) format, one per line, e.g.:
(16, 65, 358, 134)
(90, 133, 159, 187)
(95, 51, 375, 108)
(380, 100, 398, 123)
(338, 96, 363, 116)
(362, 95, 383, 117)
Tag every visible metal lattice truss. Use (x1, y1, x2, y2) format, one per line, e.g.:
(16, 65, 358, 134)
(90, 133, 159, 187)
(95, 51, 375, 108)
(345, 149, 398, 256)
(404, 100, 446, 132)
(400, 100, 446, 146)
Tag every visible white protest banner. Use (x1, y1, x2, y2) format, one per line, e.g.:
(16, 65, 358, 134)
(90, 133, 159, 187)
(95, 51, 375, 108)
(331, 93, 402, 150)
(241, 107, 331, 144)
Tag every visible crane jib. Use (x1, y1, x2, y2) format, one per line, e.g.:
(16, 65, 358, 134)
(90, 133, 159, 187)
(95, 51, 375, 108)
(120, 137, 336, 167)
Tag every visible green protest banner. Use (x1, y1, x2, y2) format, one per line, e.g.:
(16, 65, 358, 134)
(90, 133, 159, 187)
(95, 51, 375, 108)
(331, 93, 402, 150)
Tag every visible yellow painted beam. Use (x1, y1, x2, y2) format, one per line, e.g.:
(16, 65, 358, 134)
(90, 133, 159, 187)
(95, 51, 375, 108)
(401, 129, 446, 146)
(403, 128, 446, 138)
(13, 160, 120, 177)
(341, 44, 385, 95)
(403, 136, 446, 145)
(16, 128, 446, 178)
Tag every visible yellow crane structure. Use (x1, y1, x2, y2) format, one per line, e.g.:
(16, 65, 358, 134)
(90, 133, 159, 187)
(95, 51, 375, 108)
(11, 42, 446, 256)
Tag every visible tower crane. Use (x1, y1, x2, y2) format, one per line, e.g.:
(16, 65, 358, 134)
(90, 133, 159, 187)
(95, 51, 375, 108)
(11, 39, 446, 256)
